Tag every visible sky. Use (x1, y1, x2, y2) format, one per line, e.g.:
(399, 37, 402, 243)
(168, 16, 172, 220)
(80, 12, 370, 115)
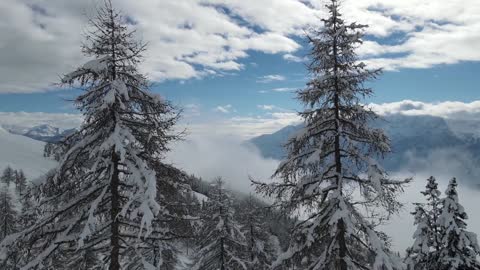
(0, 0, 479, 138)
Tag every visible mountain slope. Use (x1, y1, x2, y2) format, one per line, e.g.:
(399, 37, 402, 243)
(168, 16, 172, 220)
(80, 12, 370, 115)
(0, 126, 57, 179)
(248, 114, 480, 176)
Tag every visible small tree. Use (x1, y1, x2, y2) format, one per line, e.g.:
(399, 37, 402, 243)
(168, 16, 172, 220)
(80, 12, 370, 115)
(192, 178, 248, 270)
(437, 178, 480, 270)
(0, 186, 18, 269)
(1, 166, 15, 187)
(239, 195, 277, 270)
(14, 170, 27, 196)
(0, 186, 17, 241)
(405, 176, 443, 270)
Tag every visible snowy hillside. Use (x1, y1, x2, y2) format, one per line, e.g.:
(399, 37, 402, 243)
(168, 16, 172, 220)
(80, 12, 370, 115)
(0, 126, 56, 179)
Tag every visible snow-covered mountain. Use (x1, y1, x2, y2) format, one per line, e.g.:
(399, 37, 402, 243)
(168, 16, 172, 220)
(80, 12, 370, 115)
(248, 114, 480, 187)
(0, 126, 57, 179)
(4, 124, 76, 143)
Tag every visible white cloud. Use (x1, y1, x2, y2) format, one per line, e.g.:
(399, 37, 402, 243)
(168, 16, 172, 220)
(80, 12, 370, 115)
(283, 53, 307, 62)
(0, 0, 300, 93)
(1, 0, 480, 93)
(369, 100, 480, 120)
(187, 112, 301, 139)
(257, 104, 275, 110)
(213, 104, 234, 114)
(0, 111, 83, 131)
(167, 133, 278, 193)
(271, 87, 297, 92)
(257, 74, 286, 83)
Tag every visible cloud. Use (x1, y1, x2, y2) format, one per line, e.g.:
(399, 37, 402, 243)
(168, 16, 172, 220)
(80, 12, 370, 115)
(369, 100, 480, 120)
(1, 0, 480, 93)
(283, 53, 307, 62)
(0, 111, 83, 131)
(0, 0, 301, 93)
(257, 74, 286, 83)
(257, 104, 276, 110)
(167, 133, 278, 193)
(213, 104, 234, 114)
(271, 87, 297, 92)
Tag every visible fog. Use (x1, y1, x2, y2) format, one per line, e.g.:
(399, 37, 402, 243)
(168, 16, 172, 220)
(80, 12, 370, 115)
(168, 133, 480, 254)
(167, 133, 278, 193)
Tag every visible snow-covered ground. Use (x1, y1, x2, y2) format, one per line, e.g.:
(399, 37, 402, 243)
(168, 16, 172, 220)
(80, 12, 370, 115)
(0, 126, 56, 179)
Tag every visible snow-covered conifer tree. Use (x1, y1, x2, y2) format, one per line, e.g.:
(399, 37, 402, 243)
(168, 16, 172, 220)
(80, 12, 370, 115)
(239, 195, 276, 270)
(1, 166, 15, 187)
(436, 178, 480, 270)
(405, 176, 442, 270)
(0, 185, 18, 269)
(0, 1, 184, 269)
(0, 186, 17, 241)
(14, 169, 27, 196)
(192, 178, 248, 270)
(254, 1, 408, 269)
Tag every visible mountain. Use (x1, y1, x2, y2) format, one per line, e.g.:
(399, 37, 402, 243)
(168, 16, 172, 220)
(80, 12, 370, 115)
(0, 126, 57, 179)
(248, 114, 480, 174)
(5, 124, 76, 143)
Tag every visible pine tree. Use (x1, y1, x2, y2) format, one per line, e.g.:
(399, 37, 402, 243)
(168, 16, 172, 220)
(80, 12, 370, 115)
(0, 186, 18, 269)
(14, 169, 27, 196)
(1, 166, 15, 187)
(239, 195, 277, 270)
(0, 186, 17, 241)
(254, 1, 408, 269)
(192, 178, 248, 270)
(405, 176, 442, 270)
(0, 1, 184, 269)
(436, 178, 480, 270)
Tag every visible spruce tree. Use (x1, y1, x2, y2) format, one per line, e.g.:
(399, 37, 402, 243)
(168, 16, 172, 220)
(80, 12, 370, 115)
(1, 166, 15, 187)
(239, 195, 277, 270)
(0, 186, 17, 241)
(0, 1, 184, 269)
(0, 186, 18, 269)
(437, 178, 480, 270)
(405, 176, 442, 270)
(254, 1, 408, 269)
(192, 178, 248, 270)
(14, 169, 27, 196)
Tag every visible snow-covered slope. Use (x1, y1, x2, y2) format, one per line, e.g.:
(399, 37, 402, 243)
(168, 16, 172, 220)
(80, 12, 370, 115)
(0, 126, 56, 179)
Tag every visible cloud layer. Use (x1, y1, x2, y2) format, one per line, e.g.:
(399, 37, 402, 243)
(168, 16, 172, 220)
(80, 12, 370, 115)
(370, 100, 480, 120)
(1, 0, 479, 93)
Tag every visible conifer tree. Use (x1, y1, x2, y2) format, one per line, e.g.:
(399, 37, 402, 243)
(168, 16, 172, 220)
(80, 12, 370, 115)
(0, 1, 184, 269)
(1, 166, 15, 187)
(192, 178, 248, 270)
(254, 1, 408, 269)
(14, 169, 27, 196)
(0, 186, 18, 269)
(0, 186, 17, 241)
(405, 176, 442, 270)
(239, 195, 277, 270)
(436, 178, 480, 270)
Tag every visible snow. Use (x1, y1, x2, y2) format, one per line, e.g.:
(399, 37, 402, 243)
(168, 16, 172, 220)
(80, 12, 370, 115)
(192, 191, 208, 203)
(24, 124, 60, 137)
(0, 126, 56, 179)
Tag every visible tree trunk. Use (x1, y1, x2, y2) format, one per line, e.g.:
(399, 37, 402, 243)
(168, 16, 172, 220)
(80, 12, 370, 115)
(220, 237, 225, 270)
(332, 4, 347, 269)
(109, 151, 121, 270)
